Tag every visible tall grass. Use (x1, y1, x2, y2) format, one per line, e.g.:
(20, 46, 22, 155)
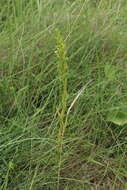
(1, 0, 127, 189)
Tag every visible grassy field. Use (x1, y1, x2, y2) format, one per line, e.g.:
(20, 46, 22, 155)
(1, 0, 127, 189)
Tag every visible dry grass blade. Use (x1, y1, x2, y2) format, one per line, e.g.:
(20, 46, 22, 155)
(67, 80, 93, 116)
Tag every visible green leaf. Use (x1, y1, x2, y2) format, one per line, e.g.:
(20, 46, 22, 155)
(107, 111, 127, 126)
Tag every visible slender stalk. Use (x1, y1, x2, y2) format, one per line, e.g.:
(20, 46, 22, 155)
(55, 29, 68, 190)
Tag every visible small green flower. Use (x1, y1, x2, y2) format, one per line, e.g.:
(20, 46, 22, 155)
(8, 161, 15, 170)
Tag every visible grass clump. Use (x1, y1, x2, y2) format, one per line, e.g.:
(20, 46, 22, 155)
(1, 0, 127, 189)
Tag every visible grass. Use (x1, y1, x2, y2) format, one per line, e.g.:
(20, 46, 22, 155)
(1, 0, 127, 189)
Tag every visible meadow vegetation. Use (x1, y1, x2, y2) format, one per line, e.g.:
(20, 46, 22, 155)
(1, 0, 127, 189)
